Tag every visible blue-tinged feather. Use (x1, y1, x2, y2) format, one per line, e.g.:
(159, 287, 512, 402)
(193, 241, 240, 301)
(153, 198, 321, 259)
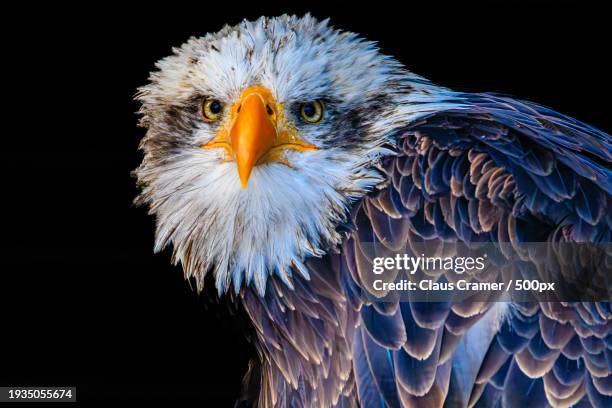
(361, 304, 407, 350)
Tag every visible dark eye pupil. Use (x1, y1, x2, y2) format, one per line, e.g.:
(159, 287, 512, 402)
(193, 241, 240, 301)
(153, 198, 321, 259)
(302, 104, 316, 117)
(209, 100, 222, 114)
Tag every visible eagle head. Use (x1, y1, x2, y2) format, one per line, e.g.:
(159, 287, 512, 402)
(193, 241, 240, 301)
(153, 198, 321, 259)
(135, 15, 429, 295)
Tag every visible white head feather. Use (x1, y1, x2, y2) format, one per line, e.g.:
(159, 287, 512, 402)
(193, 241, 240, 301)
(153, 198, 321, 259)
(135, 15, 439, 295)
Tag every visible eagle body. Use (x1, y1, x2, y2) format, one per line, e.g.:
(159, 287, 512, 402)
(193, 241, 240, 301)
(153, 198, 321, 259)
(136, 15, 612, 407)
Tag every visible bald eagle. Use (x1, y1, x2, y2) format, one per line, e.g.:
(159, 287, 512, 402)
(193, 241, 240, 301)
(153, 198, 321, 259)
(135, 15, 612, 408)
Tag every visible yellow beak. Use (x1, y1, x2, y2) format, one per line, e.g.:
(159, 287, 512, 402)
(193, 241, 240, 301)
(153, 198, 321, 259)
(201, 85, 317, 189)
(230, 87, 277, 188)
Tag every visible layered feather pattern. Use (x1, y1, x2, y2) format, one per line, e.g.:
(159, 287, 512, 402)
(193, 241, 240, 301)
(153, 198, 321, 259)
(344, 93, 612, 407)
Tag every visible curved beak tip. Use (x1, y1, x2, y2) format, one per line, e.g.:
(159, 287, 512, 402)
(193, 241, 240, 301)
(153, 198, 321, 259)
(239, 172, 250, 189)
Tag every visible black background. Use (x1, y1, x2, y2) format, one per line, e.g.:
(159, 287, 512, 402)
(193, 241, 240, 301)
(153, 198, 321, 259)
(4, 1, 610, 406)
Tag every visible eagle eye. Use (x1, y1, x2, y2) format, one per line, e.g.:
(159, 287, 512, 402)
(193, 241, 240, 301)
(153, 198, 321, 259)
(299, 100, 324, 124)
(201, 99, 223, 122)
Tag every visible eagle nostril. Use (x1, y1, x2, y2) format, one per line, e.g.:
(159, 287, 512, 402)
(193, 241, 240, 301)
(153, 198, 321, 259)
(237, 104, 241, 113)
(266, 105, 274, 116)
